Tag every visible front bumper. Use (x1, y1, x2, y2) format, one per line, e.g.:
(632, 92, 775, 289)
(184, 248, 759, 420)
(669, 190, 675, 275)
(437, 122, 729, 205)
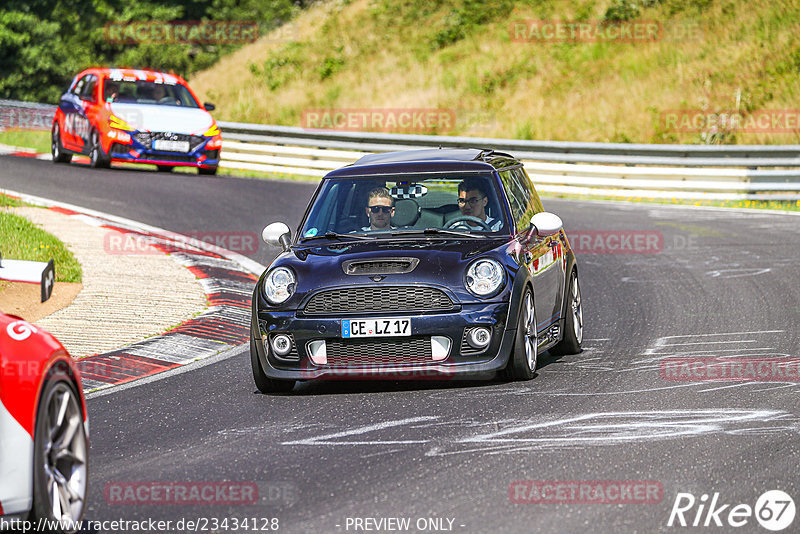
(109, 137, 219, 168)
(252, 302, 516, 380)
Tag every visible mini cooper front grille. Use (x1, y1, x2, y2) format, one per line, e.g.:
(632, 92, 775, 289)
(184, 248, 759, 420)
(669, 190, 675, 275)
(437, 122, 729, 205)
(324, 337, 432, 367)
(342, 258, 419, 276)
(303, 286, 453, 315)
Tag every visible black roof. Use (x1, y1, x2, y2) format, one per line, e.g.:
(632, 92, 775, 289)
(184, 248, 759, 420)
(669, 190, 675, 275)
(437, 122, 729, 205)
(353, 148, 485, 166)
(326, 148, 519, 178)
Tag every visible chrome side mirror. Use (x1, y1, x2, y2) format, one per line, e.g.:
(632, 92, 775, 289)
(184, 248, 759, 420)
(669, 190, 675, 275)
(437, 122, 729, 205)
(262, 222, 292, 251)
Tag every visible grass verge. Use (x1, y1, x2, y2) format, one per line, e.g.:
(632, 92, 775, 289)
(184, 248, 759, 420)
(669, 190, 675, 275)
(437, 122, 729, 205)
(0, 130, 50, 154)
(0, 200, 82, 283)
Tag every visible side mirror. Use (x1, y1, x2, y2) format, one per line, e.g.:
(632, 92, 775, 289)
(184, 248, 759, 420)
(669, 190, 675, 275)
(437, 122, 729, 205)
(262, 222, 292, 251)
(204, 102, 216, 111)
(530, 212, 563, 237)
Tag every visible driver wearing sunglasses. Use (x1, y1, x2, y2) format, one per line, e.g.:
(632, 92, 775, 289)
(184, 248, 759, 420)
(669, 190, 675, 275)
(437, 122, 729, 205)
(362, 187, 396, 231)
(457, 177, 503, 231)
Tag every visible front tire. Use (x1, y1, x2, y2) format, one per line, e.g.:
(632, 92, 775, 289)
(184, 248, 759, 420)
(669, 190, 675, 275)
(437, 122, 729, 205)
(30, 374, 88, 533)
(51, 124, 72, 163)
(550, 269, 583, 355)
(506, 288, 537, 380)
(89, 130, 110, 169)
(251, 337, 295, 393)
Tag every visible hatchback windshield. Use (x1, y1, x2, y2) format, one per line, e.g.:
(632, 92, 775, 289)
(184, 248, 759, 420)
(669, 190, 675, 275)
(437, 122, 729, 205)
(300, 172, 509, 239)
(103, 79, 199, 108)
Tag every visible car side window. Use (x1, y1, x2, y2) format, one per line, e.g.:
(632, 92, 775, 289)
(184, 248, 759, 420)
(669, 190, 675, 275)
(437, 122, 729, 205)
(517, 167, 546, 214)
(72, 75, 88, 97)
(80, 75, 97, 102)
(499, 167, 537, 232)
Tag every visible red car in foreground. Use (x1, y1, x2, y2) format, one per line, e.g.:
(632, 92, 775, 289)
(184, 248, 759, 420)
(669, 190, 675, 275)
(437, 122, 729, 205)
(51, 67, 221, 174)
(0, 312, 88, 533)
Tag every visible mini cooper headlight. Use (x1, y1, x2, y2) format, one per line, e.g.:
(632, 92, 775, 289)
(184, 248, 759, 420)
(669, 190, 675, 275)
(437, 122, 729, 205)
(262, 267, 296, 305)
(465, 258, 505, 297)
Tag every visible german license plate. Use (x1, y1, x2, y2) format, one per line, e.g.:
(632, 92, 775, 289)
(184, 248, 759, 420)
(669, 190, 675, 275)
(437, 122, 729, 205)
(342, 318, 411, 338)
(153, 139, 190, 152)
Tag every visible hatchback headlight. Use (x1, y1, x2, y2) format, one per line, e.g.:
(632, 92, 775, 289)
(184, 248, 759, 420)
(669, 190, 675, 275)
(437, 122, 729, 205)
(262, 267, 296, 305)
(465, 258, 505, 297)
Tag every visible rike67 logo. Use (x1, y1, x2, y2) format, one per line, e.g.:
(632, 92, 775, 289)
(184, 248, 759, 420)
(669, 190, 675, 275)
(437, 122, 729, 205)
(668, 490, 795, 531)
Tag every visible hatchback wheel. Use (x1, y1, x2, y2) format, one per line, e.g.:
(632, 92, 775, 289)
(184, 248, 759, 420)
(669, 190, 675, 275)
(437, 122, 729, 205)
(89, 130, 110, 169)
(51, 124, 72, 164)
(551, 269, 583, 355)
(250, 337, 295, 393)
(506, 288, 537, 380)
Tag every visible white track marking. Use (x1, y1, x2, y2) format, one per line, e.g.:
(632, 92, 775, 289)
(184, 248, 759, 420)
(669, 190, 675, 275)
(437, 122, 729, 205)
(281, 416, 440, 446)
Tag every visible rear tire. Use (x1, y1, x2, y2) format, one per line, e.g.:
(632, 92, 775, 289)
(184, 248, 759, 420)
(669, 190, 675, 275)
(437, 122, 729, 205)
(51, 124, 72, 163)
(30, 373, 88, 533)
(251, 337, 295, 393)
(550, 269, 583, 355)
(198, 166, 218, 175)
(506, 288, 537, 380)
(157, 165, 175, 172)
(89, 130, 110, 169)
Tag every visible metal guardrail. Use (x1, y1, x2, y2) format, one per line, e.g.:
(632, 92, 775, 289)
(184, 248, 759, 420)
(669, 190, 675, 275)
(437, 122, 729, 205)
(218, 120, 800, 167)
(2, 99, 799, 199)
(217, 121, 800, 200)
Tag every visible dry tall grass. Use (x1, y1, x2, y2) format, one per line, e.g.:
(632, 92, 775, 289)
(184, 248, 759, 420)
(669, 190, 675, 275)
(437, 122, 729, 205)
(190, 0, 800, 144)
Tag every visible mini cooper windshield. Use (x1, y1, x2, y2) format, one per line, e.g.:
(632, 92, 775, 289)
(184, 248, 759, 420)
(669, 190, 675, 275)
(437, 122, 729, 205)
(299, 172, 510, 240)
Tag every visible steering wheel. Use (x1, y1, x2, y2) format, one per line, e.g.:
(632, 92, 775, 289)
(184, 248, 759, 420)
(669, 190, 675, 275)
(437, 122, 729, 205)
(445, 215, 492, 231)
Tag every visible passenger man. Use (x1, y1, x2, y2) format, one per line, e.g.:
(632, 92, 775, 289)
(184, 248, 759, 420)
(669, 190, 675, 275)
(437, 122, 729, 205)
(457, 178, 503, 231)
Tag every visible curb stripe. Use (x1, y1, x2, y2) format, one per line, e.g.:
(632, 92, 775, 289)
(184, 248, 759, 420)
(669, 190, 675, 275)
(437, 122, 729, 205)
(0, 188, 267, 394)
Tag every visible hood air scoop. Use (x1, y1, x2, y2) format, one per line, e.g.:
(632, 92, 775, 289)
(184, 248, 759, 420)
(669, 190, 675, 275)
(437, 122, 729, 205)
(342, 257, 419, 276)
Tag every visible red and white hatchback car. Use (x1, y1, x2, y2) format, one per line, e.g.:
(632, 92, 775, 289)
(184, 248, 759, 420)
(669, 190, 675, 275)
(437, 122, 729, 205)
(0, 313, 88, 532)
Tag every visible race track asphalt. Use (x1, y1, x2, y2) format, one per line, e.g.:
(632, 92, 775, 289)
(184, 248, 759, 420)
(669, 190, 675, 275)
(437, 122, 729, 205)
(2, 156, 798, 533)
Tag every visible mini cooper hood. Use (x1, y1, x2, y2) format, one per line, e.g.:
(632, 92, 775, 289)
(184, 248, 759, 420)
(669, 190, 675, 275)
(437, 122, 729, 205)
(109, 103, 214, 134)
(277, 237, 514, 290)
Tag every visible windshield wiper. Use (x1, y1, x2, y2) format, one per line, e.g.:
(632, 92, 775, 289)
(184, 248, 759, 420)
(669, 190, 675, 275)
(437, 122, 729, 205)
(391, 228, 483, 239)
(299, 231, 372, 242)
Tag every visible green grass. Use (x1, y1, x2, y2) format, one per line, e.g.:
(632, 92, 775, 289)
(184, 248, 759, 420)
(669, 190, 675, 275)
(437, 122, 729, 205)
(0, 130, 50, 154)
(0, 194, 25, 207)
(0, 208, 82, 283)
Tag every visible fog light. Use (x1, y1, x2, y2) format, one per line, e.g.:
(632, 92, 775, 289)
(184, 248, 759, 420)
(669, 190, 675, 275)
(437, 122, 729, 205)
(271, 334, 292, 356)
(467, 327, 491, 349)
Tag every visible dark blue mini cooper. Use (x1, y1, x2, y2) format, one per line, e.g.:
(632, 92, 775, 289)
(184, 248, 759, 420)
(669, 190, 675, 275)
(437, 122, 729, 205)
(250, 149, 583, 392)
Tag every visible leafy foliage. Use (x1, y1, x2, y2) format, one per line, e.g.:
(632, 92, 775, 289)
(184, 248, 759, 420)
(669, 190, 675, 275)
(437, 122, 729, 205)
(0, 0, 310, 103)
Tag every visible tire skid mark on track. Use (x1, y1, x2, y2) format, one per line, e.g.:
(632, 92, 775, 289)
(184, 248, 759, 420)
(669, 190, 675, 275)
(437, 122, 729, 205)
(272, 409, 800, 457)
(0, 189, 263, 393)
